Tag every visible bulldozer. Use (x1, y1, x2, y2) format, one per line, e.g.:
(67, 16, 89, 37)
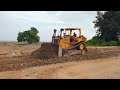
(31, 28, 87, 59)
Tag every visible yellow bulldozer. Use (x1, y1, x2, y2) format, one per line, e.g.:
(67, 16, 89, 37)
(31, 28, 87, 59)
(52, 28, 87, 56)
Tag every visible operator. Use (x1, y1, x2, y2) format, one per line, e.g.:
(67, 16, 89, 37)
(73, 32, 77, 37)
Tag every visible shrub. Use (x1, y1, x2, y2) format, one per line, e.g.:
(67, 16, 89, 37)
(85, 39, 120, 46)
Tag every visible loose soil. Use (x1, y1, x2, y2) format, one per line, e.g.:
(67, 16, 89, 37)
(0, 42, 120, 79)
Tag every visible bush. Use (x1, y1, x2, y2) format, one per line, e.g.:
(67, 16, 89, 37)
(107, 41, 120, 46)
(85, 39, 120, 46)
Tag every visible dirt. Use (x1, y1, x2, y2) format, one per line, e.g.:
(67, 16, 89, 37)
(0, 42, 120, 79)
(0, 42, 41, 57)
(31, 43, 59, 59)
(0, 56, 120, 79)
(0, 45, 119, 72)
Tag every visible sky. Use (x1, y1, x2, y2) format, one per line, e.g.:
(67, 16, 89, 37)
(0, 11, 97, 42)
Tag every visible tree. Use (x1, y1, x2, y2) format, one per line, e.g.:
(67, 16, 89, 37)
(93, 11, 120, 41)
(17, 27, 40, 44)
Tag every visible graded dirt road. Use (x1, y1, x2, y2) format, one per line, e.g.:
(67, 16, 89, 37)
(0, 56, 120, 79)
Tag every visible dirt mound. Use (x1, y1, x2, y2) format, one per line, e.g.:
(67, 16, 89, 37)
(31, 44, 120, 59)
(30, 43, 59, 59)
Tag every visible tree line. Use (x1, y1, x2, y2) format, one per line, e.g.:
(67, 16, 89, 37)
(86, 11, 120, 46)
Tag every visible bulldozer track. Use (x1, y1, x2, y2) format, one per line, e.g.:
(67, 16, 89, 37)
(63, 43, 81, 51)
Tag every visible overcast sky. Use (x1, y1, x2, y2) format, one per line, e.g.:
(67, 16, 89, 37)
(0, 11, 97, 42)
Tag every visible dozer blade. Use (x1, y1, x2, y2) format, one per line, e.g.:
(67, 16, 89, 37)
(31, 43, 62, 59)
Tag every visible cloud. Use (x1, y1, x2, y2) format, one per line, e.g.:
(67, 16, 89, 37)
(56, 11, 96, 23)
(0, 11, 97, 42)
(47, 11, 97, 40)
(1, 11, 64, 24)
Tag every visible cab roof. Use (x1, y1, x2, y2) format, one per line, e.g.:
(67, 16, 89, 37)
(64, 28, 81, 30)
